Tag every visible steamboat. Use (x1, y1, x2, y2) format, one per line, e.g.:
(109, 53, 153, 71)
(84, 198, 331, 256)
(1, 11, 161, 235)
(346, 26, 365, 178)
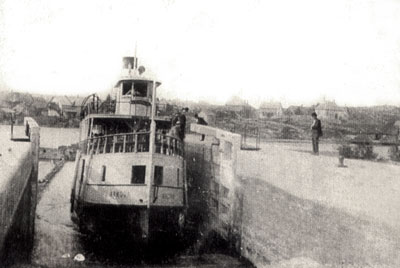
(70, 57, 187, 241)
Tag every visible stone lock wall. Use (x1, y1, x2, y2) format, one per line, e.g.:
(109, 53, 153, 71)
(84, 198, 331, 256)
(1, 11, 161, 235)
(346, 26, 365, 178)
(0, 118, 40, 264)
(187, 124, 244, 253)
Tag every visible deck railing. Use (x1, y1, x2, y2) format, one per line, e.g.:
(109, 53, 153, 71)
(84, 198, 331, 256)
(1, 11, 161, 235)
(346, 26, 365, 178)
(155, 133, 184, 156)
(80, 132, 183, 157)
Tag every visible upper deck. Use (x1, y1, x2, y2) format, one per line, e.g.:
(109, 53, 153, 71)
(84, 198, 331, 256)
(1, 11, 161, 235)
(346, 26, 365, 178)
(80, 131, 184, 157)
(78, 112, 183, 157)
(78, 56, 183, 158)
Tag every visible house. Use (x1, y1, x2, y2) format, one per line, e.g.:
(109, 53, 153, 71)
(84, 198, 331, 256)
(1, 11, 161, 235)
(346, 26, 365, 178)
(314, 101, 349, 122)
(258, 102, 283, 119)
(53, 96, 85, 119)
(225, 96, 255, 118)
(30, 96, 49, 116)
(12, 103, 26, 115)
(0, 99, 8, 109)
(286, 105, 313, 116)
(47, 102, 61, 117)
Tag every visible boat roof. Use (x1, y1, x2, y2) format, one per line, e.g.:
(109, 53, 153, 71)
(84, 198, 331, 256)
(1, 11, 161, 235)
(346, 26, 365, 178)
(115, 74, 161, 87)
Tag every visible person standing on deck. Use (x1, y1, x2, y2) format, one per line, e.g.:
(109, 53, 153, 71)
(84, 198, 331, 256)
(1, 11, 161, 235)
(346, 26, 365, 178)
(171, 110, 180, 126)
(168, 121, 181, 139)
(178, 107, 189, 140)
(311, 112, 322, 155)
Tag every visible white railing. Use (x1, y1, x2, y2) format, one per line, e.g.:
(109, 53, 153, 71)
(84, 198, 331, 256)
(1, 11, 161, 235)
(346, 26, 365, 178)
(80, 132, 183, 157)
(155, 133, 184, 156)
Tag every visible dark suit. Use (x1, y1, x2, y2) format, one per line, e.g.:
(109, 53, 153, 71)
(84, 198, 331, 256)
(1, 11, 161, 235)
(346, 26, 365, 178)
(178, 114, 186, 140)
(311, 118, 322, 153)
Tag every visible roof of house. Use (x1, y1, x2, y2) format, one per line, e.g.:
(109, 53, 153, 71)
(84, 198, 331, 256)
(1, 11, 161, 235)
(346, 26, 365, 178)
(54, 96, 85, 107)
(47, 102, 61, 111)
(1, 107, 14, 113)
(13, 103, 25, 114)
(31, 96, 48, 109)
(259, 102, 282, 110)
(315, 101, 347, 112)
(394, 121, 400, 128)
(0, 99, 8, 108)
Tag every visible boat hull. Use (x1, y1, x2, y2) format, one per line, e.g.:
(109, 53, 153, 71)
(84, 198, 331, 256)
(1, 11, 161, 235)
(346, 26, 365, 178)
(71, 199, 185, 242)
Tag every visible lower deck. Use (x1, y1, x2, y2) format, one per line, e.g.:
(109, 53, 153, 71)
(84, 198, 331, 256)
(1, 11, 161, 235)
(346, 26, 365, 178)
(72, 150, 186, 207)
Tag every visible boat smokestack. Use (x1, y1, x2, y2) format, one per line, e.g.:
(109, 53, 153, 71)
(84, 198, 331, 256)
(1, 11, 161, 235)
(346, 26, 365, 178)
(122, 57, 138, 70)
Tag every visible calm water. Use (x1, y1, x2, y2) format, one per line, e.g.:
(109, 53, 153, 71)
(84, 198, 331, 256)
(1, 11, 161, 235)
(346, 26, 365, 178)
(0, 124, 80, 148)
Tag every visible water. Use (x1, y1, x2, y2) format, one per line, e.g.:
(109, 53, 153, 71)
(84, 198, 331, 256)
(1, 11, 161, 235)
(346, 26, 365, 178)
(0, 124, 80, 148)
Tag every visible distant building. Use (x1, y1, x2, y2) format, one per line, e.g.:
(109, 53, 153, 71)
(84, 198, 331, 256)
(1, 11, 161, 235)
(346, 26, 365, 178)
(225, 96, 255, 118)
(0, 99, 8, 109)
(30, 96, 49, 116)
(12, 103, 26, 115)
(54, 96, 85, 119)
(314, 101, 349, 122)
(258, 102, 283, 119)
(47, 102, 61, 117)
(286, 105, 313, 115)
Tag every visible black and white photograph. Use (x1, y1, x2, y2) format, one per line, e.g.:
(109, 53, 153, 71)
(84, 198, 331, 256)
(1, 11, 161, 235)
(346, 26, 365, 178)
(1, 0, 400, 267)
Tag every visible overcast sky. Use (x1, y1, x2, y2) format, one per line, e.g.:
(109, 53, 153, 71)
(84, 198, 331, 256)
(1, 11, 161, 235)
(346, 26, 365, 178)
(1, 0, 400, 107)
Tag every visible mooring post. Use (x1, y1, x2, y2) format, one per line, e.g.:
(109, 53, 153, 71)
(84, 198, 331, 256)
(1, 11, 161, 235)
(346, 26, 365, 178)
(338, 155, 346, 167)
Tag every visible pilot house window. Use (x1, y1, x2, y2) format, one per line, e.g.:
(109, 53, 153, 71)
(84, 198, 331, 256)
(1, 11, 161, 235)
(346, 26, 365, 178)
(133, 83, 147, 97)
(122, 82, 133, 95)
(131, 165, 146, 184)
(122, 82, 148, 97)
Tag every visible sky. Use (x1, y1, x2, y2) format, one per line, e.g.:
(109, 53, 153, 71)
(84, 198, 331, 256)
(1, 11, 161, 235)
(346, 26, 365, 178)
(0, 0, 400, 107)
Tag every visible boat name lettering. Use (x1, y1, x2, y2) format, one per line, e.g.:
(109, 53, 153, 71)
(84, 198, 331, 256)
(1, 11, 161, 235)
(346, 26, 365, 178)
(110, 191, 127, 199)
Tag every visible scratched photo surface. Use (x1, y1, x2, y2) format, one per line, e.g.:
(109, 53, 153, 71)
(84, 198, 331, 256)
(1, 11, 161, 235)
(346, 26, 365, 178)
(1, 1, 400, 268)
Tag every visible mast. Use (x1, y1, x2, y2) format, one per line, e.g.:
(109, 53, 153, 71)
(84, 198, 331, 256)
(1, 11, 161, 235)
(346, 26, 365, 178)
(147, 80, 157, 211)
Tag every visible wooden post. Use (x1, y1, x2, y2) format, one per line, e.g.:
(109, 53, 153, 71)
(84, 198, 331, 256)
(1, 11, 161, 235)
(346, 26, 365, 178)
(134, 134, 138, 153)
(91, 138, 95, 154)
(86, 139, 90, 155)
(112, 136, 116, 153)
(149, 83, 157, 154)
(166, 136, 171, 155)
(96, 138, 100, 154)
(123, 135, 126, 153)
(147, 80, 157, 210)
(160, 134, 164, 154)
